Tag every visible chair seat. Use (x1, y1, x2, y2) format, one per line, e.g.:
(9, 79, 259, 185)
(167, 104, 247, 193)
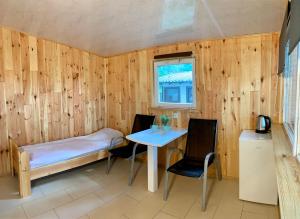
(167, 158, 213, 178)
(109, 143, 147, 158)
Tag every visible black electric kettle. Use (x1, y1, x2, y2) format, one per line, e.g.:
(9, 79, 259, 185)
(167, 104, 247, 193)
(255, 115, 271, 133)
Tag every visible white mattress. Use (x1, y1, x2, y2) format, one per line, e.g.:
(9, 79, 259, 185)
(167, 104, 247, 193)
(20, 128, 123, 169)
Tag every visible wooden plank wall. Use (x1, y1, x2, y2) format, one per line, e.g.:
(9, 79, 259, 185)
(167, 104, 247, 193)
(0, 27, 106, 175)
(106, 33, 283, 178)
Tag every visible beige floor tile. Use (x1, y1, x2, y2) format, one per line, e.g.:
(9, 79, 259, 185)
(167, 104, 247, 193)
(95, 179, 129, 202)
(125, 193, 166, 219)
(213, 209, 242, 219)
(185, 202, 217, 219)
(0, 206, 28, 219)
(213, 201, 243, 219)
(126, 184, 151, 201)
(267, 207, 280, 219)
(162, 189, 197, 218)
(77, 215, 90, 219)
(55, 194, 103, 219)
(88, 194, 138, 219)
(65, 182, 102, 199)
(22, 190, 73, 218)
(203, 179, 226, 205)
(30, 210, 59, 219)
(241, 211, 268, 219)
(192, 179, 226, 211)
(212, 188, 244, 219)
(0, 177, 44, 213)
(37, 176, 76, 195)
(154, 211, 178, 219)
(78, 164, 103, 177)
(92, 171, 129, 188)
(243, 201, 278, 217)
(0, 160, 281, 219)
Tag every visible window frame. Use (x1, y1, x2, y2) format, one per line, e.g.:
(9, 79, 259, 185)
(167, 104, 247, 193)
(153, 57, 196, 108)
(296, 45, 300, 161)
(283, 43, 300, 161)
(283, 41, 295, 147)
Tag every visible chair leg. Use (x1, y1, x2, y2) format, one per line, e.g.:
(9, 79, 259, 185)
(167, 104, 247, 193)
(215, 155, 222, 181)
(201, 165, 208, 211)
(163, 170, 169, 201)
(128, 143, 138, 186)
(106, 153, 112, 174)
(128, 156, 135, 185)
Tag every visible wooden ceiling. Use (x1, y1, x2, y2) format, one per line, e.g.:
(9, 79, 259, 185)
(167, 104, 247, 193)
(0, 0, 287, 56)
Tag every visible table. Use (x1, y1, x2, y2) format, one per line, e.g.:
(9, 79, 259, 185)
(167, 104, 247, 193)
(126, 128, 187, 192)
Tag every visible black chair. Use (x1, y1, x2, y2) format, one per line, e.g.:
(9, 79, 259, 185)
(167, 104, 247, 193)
(106, 114, 155, 185)
(163, 118, 222, 211)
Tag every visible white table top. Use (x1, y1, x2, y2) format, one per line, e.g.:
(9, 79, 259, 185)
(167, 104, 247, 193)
(126, 128, 187, 147)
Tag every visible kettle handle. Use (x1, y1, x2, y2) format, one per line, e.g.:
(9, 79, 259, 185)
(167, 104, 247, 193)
(264, 116, 271, 130)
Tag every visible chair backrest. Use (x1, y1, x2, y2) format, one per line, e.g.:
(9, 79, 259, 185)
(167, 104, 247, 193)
(184, 118, 218, 161)
(131, 114, 156, 134)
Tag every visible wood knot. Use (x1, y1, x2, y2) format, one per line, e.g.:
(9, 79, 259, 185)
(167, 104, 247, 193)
(260, 76, 264, 83)
(73, 73, 79, 80)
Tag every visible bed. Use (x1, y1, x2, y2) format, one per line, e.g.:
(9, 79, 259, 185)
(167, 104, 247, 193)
(9, 128, 123, 197)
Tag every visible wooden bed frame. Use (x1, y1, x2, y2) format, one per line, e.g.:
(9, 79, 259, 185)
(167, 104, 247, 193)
(9, 138, 109, 197)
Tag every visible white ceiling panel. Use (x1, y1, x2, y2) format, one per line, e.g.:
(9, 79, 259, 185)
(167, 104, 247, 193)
(0, 0, 287, 56)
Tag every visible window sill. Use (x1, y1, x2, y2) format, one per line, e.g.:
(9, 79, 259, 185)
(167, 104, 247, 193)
(150, 106, 197, 111)
(272, 124, 300, 219)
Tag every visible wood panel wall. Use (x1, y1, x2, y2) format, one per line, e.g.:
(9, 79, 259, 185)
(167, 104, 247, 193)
(106, 33, 283, 178)
(0, 27, 283, 178)
(0, 27, 106, 175)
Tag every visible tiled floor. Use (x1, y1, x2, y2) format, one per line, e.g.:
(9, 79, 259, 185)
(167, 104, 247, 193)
(0, 159, 279, 219)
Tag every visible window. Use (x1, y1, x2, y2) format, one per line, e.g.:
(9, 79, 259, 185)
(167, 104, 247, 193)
(283, 42, 300, 160)
(163, 87, 180, 103)
(186, 86, 193, 103)
(153, 58, 196, 108)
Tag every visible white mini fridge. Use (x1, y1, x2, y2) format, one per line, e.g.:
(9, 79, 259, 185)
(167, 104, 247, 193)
(239, 130, 278, 205)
